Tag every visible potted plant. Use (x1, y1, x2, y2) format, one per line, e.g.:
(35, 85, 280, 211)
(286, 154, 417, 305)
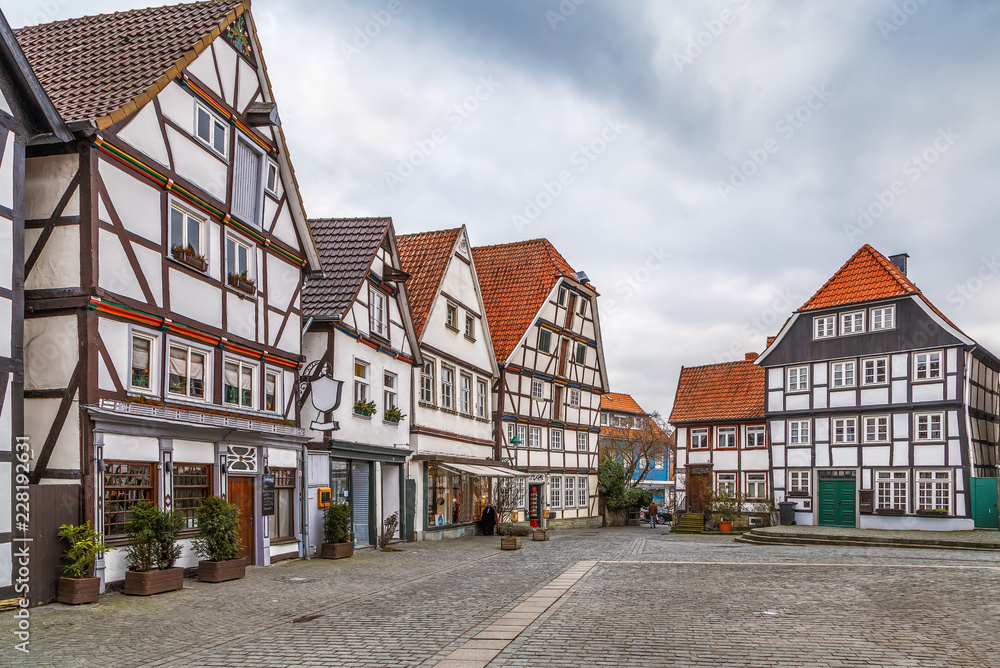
(171, 244, 208, 272)
(384, 406, 405, 424)
(56, 522, 114, 605)
(193, 496, 246, 583)
(321, 503, 354, 559)
(499, 524, 531, 550)
(227, 270, 256, 294)
(122, 501, 185, 596)
(709, 489, 745, 533)
(353, 399, 377, 417)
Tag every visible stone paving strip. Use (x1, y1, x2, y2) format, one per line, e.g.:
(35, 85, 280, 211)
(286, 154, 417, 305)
(610, 559, 1000, 571)
(428, 561, 598, 668)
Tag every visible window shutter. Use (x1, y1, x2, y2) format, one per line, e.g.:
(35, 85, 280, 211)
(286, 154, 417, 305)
(233, 140, 262, 226)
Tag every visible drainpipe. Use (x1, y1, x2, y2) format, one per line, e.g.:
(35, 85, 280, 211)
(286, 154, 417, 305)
(302, 441, 310, 559)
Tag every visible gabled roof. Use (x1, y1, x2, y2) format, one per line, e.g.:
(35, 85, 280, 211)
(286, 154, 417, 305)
(0, 10, 70, 141)
(15, 0, 242, 126)
(669, 358, 765, 424)
(397, 227, 462, 338)
(471, 238, 576, 363)
(601, 392, 645, 415)
(800, 244, 918, 312)
(303, 217, 393, 318)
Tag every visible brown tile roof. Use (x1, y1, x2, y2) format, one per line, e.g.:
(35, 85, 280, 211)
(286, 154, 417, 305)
(472, 239, 576, 364)
(397, 228, 462, 339)
(601, 392, 645, 415)
(302, 217, 392, 318)
(799, 244, 918, 312)
(668, 359, 765, 424)
(15, 0, 244, 126)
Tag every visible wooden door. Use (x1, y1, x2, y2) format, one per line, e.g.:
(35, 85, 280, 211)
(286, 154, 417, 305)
(688, 471, 711, 513)
(972, 478, 999, 528)
(228, 477, 256, 564)
(818, 478, 856, 527)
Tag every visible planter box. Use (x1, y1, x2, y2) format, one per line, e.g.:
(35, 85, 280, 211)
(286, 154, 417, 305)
(875, 508, 905, 516)
(197, 558, 247, 583)
(321, 542, 354, 559)
(57, 576, 101, 605)
(172, 248, 208, 272)
(916, 509, 950, 517)
(384, 416, 401, 424)
(500, 536, 522, 550)
(228, 275, 256, 294)
(123, 567, 184, 596)
(532, 529, 549, 541)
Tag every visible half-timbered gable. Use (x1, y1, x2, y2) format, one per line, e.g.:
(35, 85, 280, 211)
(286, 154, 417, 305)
(757, 245, 1000, 530)
(14, 0, 322, 590)
(301, 217, 421, 548)
(669, 355, 768, 520)
(0, 9, 71, 602)
(398, 227, 513, 539)
(472, 239, 609, 527)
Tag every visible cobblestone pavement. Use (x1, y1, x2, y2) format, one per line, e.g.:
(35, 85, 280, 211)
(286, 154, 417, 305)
(3, 527, 999, 667)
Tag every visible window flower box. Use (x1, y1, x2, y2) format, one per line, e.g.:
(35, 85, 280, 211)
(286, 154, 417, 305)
(916, 508, 949, 517)
(172, 245, 208, 272)
(227, 272, 256, 295)
(874, 508, 905, 515)
(384, 406, 405, 424)
(353, 400, 377, 417)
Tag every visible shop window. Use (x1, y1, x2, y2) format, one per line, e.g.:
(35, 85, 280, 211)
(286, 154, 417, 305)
(426, 466, 492, 528)
(174, 464, 211, 529)
(104, 461, 155, 538)
(272, 467, 296, 540)
(330, 460, 350, 506)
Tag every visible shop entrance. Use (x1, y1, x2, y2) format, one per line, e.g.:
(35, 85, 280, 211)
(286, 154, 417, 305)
(817, 470, 856, 528)
(352, 462, 371, 545)
(228, 476, 256, 564)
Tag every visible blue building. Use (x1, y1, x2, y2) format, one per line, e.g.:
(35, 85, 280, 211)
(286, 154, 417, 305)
(599, 393, 675, 508)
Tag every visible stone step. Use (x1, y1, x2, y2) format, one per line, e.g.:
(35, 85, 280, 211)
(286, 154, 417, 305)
(735, 532, 1000, 551)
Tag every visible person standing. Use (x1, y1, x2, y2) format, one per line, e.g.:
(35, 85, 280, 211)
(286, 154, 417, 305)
(648, 500, 659, 528)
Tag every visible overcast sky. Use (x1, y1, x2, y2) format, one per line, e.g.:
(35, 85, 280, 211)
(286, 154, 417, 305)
(7, 0, 1000, 417)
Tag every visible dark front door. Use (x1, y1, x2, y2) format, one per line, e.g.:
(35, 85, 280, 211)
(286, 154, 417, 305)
(688, 468, 711, 513)
(972, 478, 999, 528)
(228, 476, 255, 564)
(818, 473, 856, 527)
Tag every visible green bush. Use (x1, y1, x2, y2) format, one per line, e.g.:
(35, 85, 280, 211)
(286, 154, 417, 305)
(709, 489, 746, 522)
(324, 503, 353, 544)
(57, 522, 114, 579)
(122, 500, 184, 572)
(192, 496, 243, 562)
(599, 460, 653, 510)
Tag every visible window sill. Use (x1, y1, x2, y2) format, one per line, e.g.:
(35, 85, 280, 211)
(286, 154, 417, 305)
(860, 383, 889, 388)
(270, 537, 300, 546)
(225, 284, 258, 301)
(168, 255, 209, 275)
(353, 412, 373, 420)
(742, 445, 768, 450)
(445, 324, 460, 334)
(418, 401, 437, 410)
(464, 335, 477, 343)
(369, 332, 391, 347)
(785, 389, 810, 395)
(383, 419, 401, 427)
(786, 492, 810, 498)
(911, 377, 943, 384)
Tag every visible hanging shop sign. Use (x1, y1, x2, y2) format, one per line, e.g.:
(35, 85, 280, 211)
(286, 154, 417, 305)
(262, 472, 276, 516)
(526, 473, 546, 483)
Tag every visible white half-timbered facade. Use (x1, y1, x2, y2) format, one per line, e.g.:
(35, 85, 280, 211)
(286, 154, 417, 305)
(0, 10, 71, 602)
(301, 217, 421, 550)
(16, 1, 322, 590)
(472, 240, 609, 528)
(757, 246, 1000, 530)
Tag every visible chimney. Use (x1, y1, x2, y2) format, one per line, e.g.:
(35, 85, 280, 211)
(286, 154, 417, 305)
(889, 253, 909, 276)
(766, 336, 776, 348)
(745, 352, 759, 362)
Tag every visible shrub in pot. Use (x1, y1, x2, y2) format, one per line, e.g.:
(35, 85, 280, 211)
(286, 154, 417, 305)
(122, 501, 186, 596)
(322, 503, 354, 559)
(56, 522, 114, 604)
(193, 496, 246, 583)
(709, 489, 745, 533)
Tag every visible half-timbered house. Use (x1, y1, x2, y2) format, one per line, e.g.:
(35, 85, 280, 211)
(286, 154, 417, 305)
(0, 9, 71, 602)
(598, 392, 674, 508)
(398, 227, 519, 540)
(669, 355, 768, 522)
(757, 245, 1000, 530)
(301, 217, 421, 549)
(472, 239, 609, 528)
(15, 0, 322, 591)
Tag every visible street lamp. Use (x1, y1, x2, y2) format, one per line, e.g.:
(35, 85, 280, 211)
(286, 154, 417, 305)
(510, 436, 521, 447)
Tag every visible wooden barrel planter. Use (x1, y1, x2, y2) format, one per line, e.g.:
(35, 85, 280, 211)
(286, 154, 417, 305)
(57, 577, 101, 605)
(123, 567, 184, 596)
(321, 542, 354, 559)
(500, 536, 522, 550)
(197, 558, 247, 583)
(532, 529, 550, 541)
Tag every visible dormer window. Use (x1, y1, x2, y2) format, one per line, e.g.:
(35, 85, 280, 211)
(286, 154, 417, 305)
(813, 315, 835, 339)
(195, 102, 227, 158)
(841, 311, 865, 335)
(870, 306, 895, 330)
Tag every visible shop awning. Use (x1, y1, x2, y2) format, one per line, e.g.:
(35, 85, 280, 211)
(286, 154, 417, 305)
(438, 463, 528, 478)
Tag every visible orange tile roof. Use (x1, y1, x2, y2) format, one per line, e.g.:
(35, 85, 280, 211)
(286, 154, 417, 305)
(799, 244, 918, 311)
(668, 359, 765, 424)
(601, 392, 645, 414)
(397, 228, 462, 339)
(472, 239, 577, 363)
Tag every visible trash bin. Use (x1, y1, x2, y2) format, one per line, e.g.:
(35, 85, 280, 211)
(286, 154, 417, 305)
(778, 501, 797, 526)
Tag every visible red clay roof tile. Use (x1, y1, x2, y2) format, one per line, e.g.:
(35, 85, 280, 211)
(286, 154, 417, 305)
(600, 392, 645, 414)
(397, 228, 462, 339)
(668, 359, 765, 424)
(799, 244, 918, 311)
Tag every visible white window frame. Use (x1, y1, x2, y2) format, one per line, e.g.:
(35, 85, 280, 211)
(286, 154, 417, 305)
(841, 311, 865, 335)
(531, 380, 544, 399)
(459, 374, 472, 415)
(913, 351, 942, 381)
(353, 359, 370, 405)
(745, 425, 766, 449)
(876, 470, 909, 512)
(128, 329, 159, 395)
(476, 378, 488, 418)
(577, 432, 589, 451)
(690, 428, 709, 449)
(870, 305, 895, 331)
(264, 159, 279, 196)
(193, 101, 228, 158)
(575, 343, 587, 365)
(441, 366, 454, 410)
(916, 470, 951, 513)
(813, 315, 836, 339)
(831, 360, 856, 388)
(464, 315, 475, 340)
(226, 233, 256, 286)
(529, 426, 541, 448)
(223, 356, 258, 409)
(569, 388, 581, 407)
(169, 200, 206, 259)
(716, 426, 737, 449)
(787, 470, 811, 495)
(445, 303, 458, 330)
(915, 412, 944, 441)
(787, 366, 809, 392)
(550, 429, 562, 450)
(550, 475, 562, 508)
(788, 420, 811, 445)
(862, 357, 888, 386)
(369, 287, 389, 340)
(833, 417, 857, 444)
(264, 368, 282, 413)
(517, 424, 527, 448)
(577, 476, 589, 507)
(384, 372, 398, 412)
(745, 472, 767, 500)
(563, 475, 576, 508)
(716, 473, 736, 495)
(863, 415, 890, 443)
(166, 340, 211, 402)
(600, 413, 609, 426)
(420, 359, 435, 405)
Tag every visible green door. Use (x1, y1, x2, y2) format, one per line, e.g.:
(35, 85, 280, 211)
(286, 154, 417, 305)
(818, 477, 856, 527)
(971, 478, 999, 528)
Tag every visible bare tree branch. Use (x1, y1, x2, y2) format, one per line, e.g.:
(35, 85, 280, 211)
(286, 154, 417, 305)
(598, 410, 675, 488)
